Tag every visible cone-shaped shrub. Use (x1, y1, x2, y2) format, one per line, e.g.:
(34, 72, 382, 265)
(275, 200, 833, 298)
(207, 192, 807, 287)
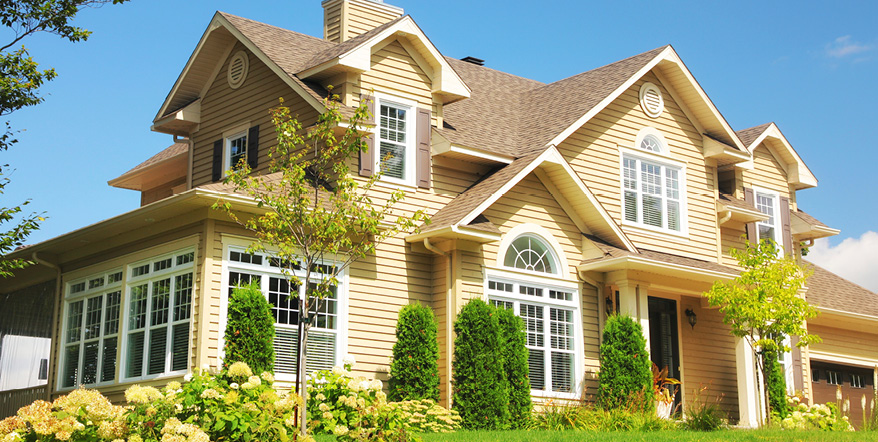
(389, 302, 440, 401)
(496, 306, 532, 428)
(452, 299, 510, 429)
(223, 281, 275, 374)
(597, 314, 652, 411)
(763, 349, 789, 418)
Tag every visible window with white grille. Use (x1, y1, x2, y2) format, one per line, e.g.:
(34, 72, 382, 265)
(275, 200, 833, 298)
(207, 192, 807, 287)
(226, 132, 247, 172)
(622, 154, 684, 233)
(225, 247, 342, 381)
(123, 249, 194, 381)
(755, 189, 782, 250)
(61, 269, 123, 388)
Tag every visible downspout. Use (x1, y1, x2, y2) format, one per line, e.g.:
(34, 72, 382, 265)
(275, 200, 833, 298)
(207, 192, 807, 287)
(424, 238, 453, 406)
(32, 252, 61, 401)
(718, 210, 732, 225)
(175, 135, 194, 190)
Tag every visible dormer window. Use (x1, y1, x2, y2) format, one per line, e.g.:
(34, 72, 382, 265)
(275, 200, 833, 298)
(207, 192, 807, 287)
(378, 101, 412, 182)
(754, 188, 782, 249)
(226, 132, 248, 171)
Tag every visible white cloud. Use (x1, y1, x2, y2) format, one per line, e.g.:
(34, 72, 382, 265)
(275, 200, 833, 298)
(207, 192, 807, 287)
(825, 35, 872, 58)
(807, 231, 878, 292)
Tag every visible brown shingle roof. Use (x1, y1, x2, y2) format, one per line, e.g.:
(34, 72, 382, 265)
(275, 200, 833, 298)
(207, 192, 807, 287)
(792, 209, 830, 229)
(805, 262, 878, 317)
(421, 149, 546, 232)
(582, 234, 738, 275)
(301, 16, 408, 72)
(718, 192, 759, 212)
(735, 123, 772, 147)
(119, 142, 188, 177)
(199, 171, 332, 210)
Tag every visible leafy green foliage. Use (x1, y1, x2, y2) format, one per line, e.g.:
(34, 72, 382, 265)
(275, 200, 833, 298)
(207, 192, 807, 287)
(496, 306, 532, 428)
(389, 303, 440, 402)
(681, 385, 727, 431)
(391, 400, 461, 433)
(780, 396, 853, 431)
(452, 299, 510, 430)
(762, 349, 789, 419)
(597, 315, 653, 411)
(223, 281, 275, 374)
(530, 401, 675, 432)
(0, 0, 129, 276)
(704, 239, 818, 424)
(214, 93, 427, 433)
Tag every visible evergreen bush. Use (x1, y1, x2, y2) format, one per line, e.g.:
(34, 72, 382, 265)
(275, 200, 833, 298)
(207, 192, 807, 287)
(597, 315, 653, 411)
(452, 299, 510, 429)
(763, 349, 790, 418)
(223, 281, 275, 374)
(389, 302, 440, 401)
(496, 305, 532, 428)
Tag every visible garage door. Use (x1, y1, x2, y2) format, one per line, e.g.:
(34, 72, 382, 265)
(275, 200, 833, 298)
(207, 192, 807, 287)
(810, 361, 874, 429)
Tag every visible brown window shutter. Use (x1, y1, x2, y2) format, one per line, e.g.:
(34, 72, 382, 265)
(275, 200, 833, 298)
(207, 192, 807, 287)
(247, 125, 259, 169)
(780, 196, 792, 255)
(212, 139, 223, 182)
(361, 93, 375, 125)
(743, 187, 756, 244)
(359, 133, 374, 177)
(416, 107, 431, 189)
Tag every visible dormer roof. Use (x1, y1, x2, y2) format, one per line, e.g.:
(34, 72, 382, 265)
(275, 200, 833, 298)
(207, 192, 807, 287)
(735, 122, 818, 189)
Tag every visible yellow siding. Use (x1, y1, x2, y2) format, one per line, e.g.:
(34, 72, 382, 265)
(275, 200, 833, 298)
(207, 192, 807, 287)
(679, 298, 739, 421)
(192, 43, 318, 188)
(720, 223, 748, 267)
(809, 324, 878, 364)
(344, 1, 400, 41)
(558, 72, 718, 262)
(358, 39, 439, 126)
(323, 0, 342, 42)
(743, 144, 791, 198)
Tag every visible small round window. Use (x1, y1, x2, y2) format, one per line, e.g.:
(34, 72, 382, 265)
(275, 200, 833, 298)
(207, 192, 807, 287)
(640, 134, 663, 153)
(503, 235, 558, 274)
(639, 82, 664, 118)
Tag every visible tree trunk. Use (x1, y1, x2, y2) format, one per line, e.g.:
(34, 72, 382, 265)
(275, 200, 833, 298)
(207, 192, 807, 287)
(298, 299, 310, 436)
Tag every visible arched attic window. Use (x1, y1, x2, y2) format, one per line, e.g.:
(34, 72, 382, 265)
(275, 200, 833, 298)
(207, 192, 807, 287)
(503, 234, 559, 274)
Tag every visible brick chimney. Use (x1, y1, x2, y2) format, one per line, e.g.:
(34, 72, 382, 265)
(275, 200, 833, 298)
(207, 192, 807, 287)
(322, 0, 403, 43)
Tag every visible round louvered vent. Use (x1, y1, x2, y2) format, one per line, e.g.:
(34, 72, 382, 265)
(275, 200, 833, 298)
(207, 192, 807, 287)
(639, 82, 664, 118)
(227, 51, 250, 89)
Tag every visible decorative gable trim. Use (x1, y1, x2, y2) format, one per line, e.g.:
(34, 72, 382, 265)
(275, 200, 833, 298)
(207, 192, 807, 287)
(298, 16, 471, 103)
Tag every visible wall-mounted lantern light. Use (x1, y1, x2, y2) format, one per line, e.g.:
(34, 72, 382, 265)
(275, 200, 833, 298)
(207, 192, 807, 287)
(685, 309, 697, 329)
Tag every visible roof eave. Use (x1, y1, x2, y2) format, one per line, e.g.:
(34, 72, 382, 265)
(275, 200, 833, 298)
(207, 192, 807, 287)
(577, 255, 737, 284)
(405, 225, 501, 244)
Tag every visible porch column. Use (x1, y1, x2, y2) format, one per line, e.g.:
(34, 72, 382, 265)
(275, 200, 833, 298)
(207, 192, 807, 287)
(735, 337, 760, 428)
(615, 280, 650, 353)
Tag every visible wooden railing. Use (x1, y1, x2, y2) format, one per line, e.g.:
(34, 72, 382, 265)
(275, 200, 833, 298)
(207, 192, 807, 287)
(0, 385, 47, 418)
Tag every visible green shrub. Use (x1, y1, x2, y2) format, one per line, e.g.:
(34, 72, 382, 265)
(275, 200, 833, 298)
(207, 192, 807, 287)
(597, 315, 652, 411)
(682, 385, 727, 431)
(390, 399, 461, 433)
(223, 281, 275, 374)
(780, 396, 853, 431)
(762, 349, 789, 419)
(389, 303, 440, 402)
(529, 401, 674, 431)
(452, 299, 510, 430)
(496, 306, 532, 428)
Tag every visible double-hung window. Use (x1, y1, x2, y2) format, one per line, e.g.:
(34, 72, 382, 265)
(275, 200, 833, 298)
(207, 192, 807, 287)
(60, 270, 124, 388)
(224, 248, 343, 381)
(755, 189, 781, 248)
(226, 132, 248, 171)
(487, 233, 580, 396)
(123, 250, 194, 380)
(622, 154, 684, 233)
(376, 97, 414, 184)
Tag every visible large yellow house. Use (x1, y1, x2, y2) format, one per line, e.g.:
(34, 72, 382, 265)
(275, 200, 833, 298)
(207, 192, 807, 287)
(2, 0, 875, 427)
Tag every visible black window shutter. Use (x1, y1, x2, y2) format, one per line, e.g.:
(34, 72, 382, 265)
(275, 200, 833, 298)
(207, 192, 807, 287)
(247, 125, 260, 170)
(780, 196, 792, 255)
(416, 107, 431, 189)
(361, 93, 375, 125)
(212, 139, 223, 182)
(743, 187, 757, 244)
(359, 133, 374, 177)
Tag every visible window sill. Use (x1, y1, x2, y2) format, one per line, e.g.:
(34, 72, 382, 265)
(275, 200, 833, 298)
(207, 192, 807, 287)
(621, 220, 690, 241)
(530, 390, 580, 402)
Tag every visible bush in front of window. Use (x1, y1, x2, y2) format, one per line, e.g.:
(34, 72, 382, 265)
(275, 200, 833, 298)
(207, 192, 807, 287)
(223, 281, 275, 374)
(389, 302, 440, 402)
(763, 348, 790, 420)
(452, 299, 511, 430)
(597, 314, 653, 411)
(496, 306, 532, 428)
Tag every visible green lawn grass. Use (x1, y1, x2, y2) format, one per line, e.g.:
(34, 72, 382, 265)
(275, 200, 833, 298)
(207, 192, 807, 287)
(316, 429, 876, 442)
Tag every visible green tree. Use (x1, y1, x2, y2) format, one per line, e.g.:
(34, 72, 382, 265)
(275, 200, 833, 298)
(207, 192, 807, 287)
(452, 299, 510, 430)
(389, 302, 440, 402)
(223, 281, 275, 374)
(214, 94, 426, 436)
(762, 348, 789, 419)
(496, 305, 531, 428)
(0, 0, 129, 276)
(704, 239, 819, 425)
(597, 314, 652, 411)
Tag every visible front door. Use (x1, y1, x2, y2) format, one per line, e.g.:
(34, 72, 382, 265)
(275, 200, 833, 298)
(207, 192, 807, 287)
(649, 297, 681, 411)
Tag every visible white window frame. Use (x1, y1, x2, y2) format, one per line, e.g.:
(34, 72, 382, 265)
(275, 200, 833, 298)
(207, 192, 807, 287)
(619, 146, 688, 237)
(57, 269, 124, 390)
(120, 248, 195, 383)
(219, 238, 349, 383)
(373, 93, 417, 187)
(223, 123, 250, 176)
(753, 186, 783, 253)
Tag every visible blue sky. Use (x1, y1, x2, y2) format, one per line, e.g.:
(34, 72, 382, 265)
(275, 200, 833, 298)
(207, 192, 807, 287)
(4, 1, 877, 287)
